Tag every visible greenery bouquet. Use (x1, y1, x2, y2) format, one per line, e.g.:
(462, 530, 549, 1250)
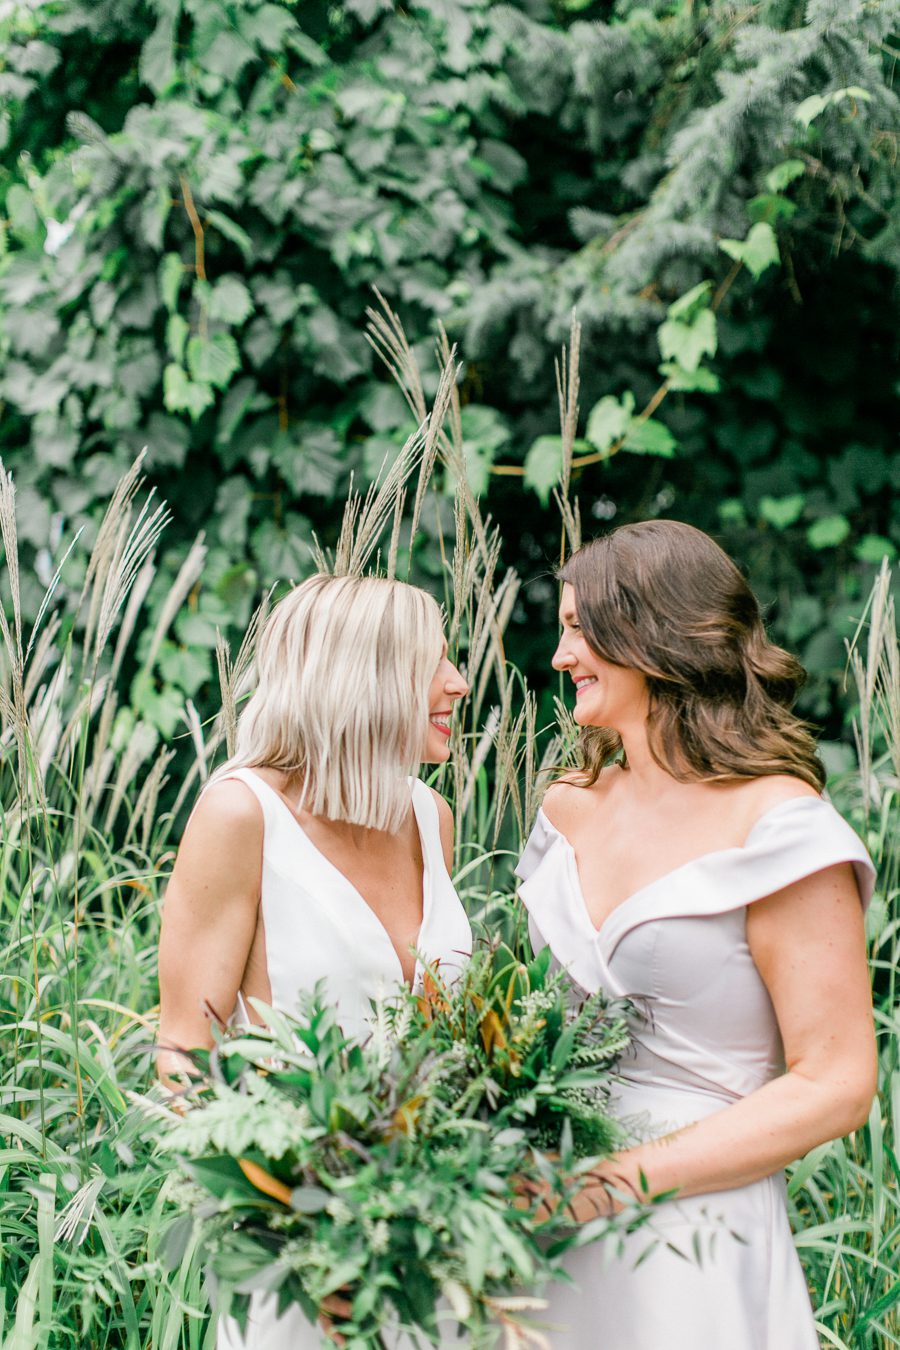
(162, 941, 634, 1348)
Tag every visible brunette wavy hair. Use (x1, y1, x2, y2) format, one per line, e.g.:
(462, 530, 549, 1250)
(558, 520, 825, 791)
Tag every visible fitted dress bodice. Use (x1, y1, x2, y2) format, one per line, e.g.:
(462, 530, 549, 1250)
(223, 768, 472, 1039)
(515, 793, 875, 1349)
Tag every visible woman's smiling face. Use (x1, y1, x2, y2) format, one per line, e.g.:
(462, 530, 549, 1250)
(552, 583, 649, 730)
(422, 643, 468, 763)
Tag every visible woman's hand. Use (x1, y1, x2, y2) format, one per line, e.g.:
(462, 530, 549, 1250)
(318, 1291, 353, 1346)
(513, 1162, 626, 1224)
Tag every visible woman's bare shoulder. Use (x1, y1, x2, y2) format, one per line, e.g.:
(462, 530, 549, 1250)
(542, 766, 619, 831)
(733, 773, 820, 811)
(180, 778, 264, 856)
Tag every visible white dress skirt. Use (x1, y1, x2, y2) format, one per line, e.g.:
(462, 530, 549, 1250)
(213, 769, 473, 1350)
(515, 794, 874, 1350)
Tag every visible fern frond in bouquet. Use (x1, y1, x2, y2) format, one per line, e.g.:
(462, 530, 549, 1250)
(162, 940, 635, 1348)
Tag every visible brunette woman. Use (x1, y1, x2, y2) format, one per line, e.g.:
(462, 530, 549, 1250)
(517, 521, 875, 1350)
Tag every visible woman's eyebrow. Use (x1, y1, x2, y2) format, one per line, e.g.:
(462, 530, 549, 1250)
(558, 608, 577, 624)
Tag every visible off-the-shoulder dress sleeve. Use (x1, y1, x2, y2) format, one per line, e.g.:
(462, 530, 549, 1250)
(515, 795, 875, 978)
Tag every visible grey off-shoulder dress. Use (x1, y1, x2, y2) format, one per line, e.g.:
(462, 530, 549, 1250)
(515, 795, 874, 1350)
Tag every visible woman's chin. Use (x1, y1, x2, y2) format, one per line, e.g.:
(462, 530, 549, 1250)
(422, 738, 451, 765)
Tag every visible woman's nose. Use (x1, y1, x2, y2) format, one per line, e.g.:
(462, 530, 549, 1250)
(552, 641, 572, 671)
(445, 665, 469, 698)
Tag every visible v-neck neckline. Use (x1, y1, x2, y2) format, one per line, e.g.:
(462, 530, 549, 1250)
(244, 769, 430, 990)
(537, 796, 817, 940)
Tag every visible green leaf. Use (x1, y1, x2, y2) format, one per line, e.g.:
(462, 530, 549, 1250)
(252, 514, 314, 580)
(166, 313, 189, 364)
(272, 426, 344, 498)
(795, 94, 829, 127)
(667, 281, 713, 323)
(187, 334, 241, 389)
(198, 29, 254, 79)
(659, 362, 720, 393)
(854, 534, 897, 564)
(206, 210, 254, 262)
(657, 309, 717, 373)
(237, 4, 299, 52)
(719, 222, 780, 279)
(6, 184, 41, 244)
(585, 392, 634, 455)
(806, 515, 850, 550)
(759, 494, 805, 530)
(159, 253, 184, 313)
(158, 643, 211, 697)
(747, 194, 798, 226)
(209, 275, 254, 325)
(524, 436, 562, 505)
(289, 1185, 330, 1214)
(163, 364, 215, 421)
(140, 14, 177, 95)
(765, 159, 805, 193)
(622, 418, 676, 458)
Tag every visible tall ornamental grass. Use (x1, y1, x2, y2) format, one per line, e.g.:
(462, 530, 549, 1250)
(0, 307, 897, 1346)
(788, 562, 900, 1349)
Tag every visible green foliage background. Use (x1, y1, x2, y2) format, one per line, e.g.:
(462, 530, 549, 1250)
(1, 0, 898, 744)
(1, 5, 899, 1343)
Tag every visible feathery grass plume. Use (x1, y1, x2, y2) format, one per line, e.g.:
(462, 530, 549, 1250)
(365, 293, 460, 566)
(140, 533, 207, 676)
(471, 567, 520, 722)
(89, 491, 169, 676)
(386, 485, 406, 582)
(552, 695, 581, 763)
(522, 690, 539, 831)
(31, 653, 68, 779)
(25, 526, 83, 665)
(877, 610, 900, 788)
(108, 557, 155, 690)
(464, 528, 503, 686)
(365, 286, 430, 426)
(333, 424, 427, 577)
(368, 300, 491, 574)
(103, 723, 159, 835)
(459, 706, 501, 817)
(82, 679, 116, 810)
(847, 559, 893, 815)
(78, 451, 150, 672)
(0, 461, 24, 663)
(410, 346, 459, 556)
(181, 699, 208, 784)
(448, 482, 471, 649)
(553, 314, 583, 563)
(128, 744, 175, 850)
(0, 461, 30, 788)
(23, 614, 62, 708)
(215, 630, 238, 759)
(490, 681, 526, 852)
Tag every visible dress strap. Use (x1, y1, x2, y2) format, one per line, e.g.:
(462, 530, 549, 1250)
(410, 779, 448, 871)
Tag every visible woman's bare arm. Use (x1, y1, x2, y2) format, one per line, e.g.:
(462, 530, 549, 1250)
(575, 862, 876, 1213)
(157, 780, 263, 1090)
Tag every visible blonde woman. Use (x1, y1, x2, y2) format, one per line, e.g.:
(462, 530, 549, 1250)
(158, 574, 471, 1348)
(517, 521, 875, 1350)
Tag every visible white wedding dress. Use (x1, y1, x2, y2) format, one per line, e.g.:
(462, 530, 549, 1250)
(214, 768, 473, 1349)
(515, 794, 874, 1350)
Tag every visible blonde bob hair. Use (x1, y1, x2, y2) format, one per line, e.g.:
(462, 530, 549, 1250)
(220, 574, 444, 833)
